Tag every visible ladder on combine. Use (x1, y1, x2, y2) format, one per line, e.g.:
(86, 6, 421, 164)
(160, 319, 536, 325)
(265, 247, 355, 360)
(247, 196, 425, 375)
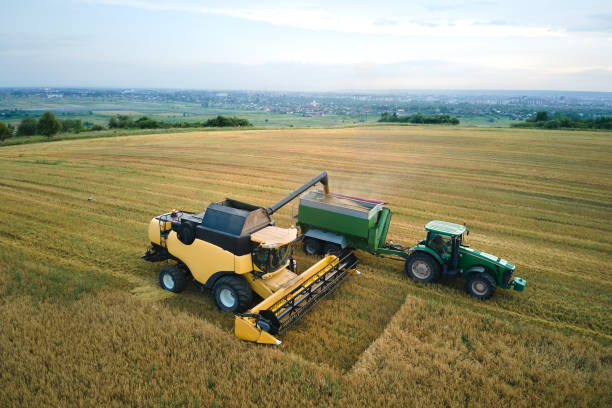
(142, 212, 178, 262)
(235, 250, 359, 344)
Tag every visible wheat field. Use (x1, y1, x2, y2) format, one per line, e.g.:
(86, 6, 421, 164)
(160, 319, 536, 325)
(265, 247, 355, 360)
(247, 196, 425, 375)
(0, 125, 610, 407)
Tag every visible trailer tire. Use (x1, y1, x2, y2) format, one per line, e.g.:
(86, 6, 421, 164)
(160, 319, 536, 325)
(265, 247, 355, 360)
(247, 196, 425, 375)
(465, 273, 496, 300)
(323, 243, 341, 255)
(159, 265, 188, 293)
(303, 238, 322, 255)
(212, 275, 253, 312)
(405, 253, 440, 283)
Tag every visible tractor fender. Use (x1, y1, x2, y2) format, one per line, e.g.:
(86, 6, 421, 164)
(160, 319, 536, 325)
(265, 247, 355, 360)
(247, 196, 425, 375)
(464, 265, 489, 278)
(409, 245, 443, 265)
(303, 229, 348, 249)
(203, 271, 236, 289)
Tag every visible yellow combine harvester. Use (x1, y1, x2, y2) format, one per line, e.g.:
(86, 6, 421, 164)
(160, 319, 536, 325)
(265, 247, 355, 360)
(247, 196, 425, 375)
(142, 172, 359, 344)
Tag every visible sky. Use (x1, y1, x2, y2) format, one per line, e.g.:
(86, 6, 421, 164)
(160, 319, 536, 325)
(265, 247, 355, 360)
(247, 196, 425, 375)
(1, 0, 611, 91)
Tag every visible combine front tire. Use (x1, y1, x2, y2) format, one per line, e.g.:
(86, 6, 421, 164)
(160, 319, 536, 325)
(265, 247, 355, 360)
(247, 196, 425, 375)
(159, 265, 188, 293)
(303, 238, 322, 255)
(212, 275, 253, 312)
(465, 273, 496, 300)
(405, 253, 440, 283)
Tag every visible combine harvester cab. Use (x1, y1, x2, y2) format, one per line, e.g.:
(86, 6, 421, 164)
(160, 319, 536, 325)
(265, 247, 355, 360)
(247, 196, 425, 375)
(143, 172, 360, 344)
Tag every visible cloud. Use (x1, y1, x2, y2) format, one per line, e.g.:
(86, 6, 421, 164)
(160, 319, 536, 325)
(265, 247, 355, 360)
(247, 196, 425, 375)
(420, 1, 499, 12)
(80, 0, 565, 38)
(4, 55, 610, 91)
(565, 14, 612, 34)
(373, 19, 399, 26)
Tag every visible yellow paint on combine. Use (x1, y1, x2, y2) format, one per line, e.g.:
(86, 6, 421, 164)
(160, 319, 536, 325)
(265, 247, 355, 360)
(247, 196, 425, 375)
(148, 218, 172, 246)
(234, 253, 253, 274)
(166, 231, 236, 282)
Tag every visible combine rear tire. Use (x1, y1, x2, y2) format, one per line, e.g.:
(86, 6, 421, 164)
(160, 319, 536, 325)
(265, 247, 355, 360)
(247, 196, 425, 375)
(465, 273, 496, 300)
(212, 275, 253, 312)
(159, 265, 188, 293)
(303, 238, 322, 255)
(323, 243, 341, 255)
(405, 253, 440, 283)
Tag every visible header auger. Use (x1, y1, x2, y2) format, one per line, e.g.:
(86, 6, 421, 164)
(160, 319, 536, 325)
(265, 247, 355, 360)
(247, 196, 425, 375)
(142, 172, 358, 344)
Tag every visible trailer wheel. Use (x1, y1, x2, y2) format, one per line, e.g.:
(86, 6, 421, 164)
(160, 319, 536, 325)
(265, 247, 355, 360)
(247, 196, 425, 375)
(323, 243, 341, 255)
(159, 265, 188, 293)
(405, 253, 440, 283)
(212, 275, 253, 312)
(465, 273, 496, 300)
(303, 238, 322, 255)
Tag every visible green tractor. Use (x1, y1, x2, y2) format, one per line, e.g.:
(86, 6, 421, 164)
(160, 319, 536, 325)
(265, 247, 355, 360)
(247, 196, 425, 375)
(405, 220, 525, 299)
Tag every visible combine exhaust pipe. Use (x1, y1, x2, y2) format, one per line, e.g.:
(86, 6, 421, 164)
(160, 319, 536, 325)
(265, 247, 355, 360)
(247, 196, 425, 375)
(267, 171, 329, 215)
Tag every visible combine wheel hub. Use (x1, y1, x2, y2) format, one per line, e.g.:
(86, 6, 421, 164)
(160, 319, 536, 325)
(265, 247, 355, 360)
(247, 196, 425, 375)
(219, 289, 237, 309)
(163, 274, 175, 290)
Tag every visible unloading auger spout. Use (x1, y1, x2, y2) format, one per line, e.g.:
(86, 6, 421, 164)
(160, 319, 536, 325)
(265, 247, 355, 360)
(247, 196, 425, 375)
(267, 171, 329, 215)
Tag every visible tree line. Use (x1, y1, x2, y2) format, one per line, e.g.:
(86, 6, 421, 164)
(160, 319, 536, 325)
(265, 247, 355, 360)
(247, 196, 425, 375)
(378, 112, 460, 125)
(108, 114, 251, 129)
(0, 112, 253, 142)
(511, 111, 612, 130)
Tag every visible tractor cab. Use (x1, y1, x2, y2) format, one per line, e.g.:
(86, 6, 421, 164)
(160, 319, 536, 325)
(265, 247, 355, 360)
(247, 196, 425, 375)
(424, 220, 467, 272)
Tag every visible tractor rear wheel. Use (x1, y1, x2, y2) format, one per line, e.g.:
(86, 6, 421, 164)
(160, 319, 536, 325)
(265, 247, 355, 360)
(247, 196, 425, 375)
(405, 253, 440, 283)
(303, 238, 322, 255)
(323, 243, 341, 255)
(465, 273, 496, 300)
(159, 265, 188, 293)
(212, 275, 253, 312)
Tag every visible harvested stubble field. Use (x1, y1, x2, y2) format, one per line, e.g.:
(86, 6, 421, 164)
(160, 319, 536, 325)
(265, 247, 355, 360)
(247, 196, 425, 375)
(0, 125, 610, 407)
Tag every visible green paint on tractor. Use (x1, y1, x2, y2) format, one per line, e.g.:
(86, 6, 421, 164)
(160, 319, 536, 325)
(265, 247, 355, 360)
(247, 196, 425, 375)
(297, 191, 525, 300)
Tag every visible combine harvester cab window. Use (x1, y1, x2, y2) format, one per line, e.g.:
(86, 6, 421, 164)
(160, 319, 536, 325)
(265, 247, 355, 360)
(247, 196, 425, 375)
(252, 243, 293, 273)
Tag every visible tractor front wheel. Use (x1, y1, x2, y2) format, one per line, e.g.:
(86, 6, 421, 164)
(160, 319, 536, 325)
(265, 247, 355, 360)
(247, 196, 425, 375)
(159, 265, 188, 293)
(212, 275, 253, 312)
(405, 253, 440, 283)
(465, 273, 496, 300)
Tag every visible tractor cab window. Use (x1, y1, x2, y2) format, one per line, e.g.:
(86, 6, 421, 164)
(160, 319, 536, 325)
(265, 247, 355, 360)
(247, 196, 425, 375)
(428, 234, 452, 257)
(252, 243, 293, 274)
